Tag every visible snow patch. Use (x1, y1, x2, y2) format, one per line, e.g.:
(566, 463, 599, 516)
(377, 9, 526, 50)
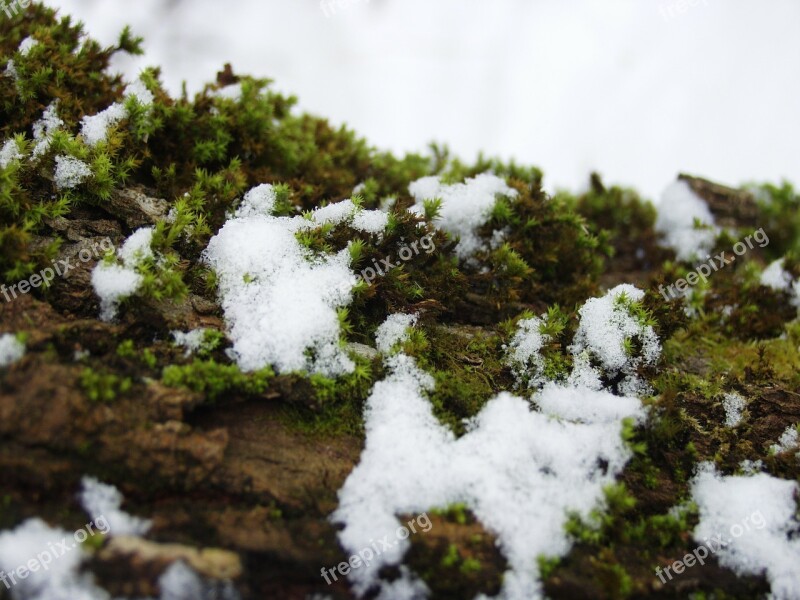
(0, 138, 23, 169)
(568, 284, 660, 396)
(408, 173, 517, 260)
(0, 333, 25, 367)
(32, 102, 64, 159)
(204, 185, 386, 375)
(18, 36, 39, 56)
(722, 392, 746, 428)
(91, 227, 153, 321)
(172, 329, 209, 357)
(770, 425, 799, 456)
(655, 180, 717, 261)
(374, 313, 417, 354)
(0, 518, 107, 600)
(333, 309, 648, 599)
(506, 315, 550, 389)
(79, 476, 152, 537)
(54, 155, 92, 189)
(691, 465, 800, 600)
(760, 258, 793, 291)
(80, 79, 155, 146)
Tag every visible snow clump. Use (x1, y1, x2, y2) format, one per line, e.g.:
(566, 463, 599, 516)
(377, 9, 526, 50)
(655, 180, 717, 261)
(204, 184, 389, 375)
(408, 173, 517, 261)
(691, 464, 800, 599)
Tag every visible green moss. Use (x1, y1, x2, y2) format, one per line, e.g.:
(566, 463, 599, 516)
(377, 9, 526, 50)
(161, 360, 273, 402)
(79, 368, 132, 403)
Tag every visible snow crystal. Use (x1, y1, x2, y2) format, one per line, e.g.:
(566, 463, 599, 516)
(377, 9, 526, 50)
(770, 425, 799, 456)
(761, 258, 793, 291)
(172, 329, 209, 357)
(655, 180, 717, 261)
(722, 392, 746, 428)
(408, 173, 517, 260)
(569, 284, 660, 395)
(32, 102, 64, 159)
(0, 333, 25, 367)
(79, 476, 152, 537)
(691, 465, 800, 599)
(80, 79, 154, 147)
(374, 313, 417, 354)
(0, 138, 22, 169)
(18, 36, 39, 56)
(204, 185, 363, 375)
(91, 227, 153, 321)
(333, 314, 646, 599)
(54, 155, 92, 190)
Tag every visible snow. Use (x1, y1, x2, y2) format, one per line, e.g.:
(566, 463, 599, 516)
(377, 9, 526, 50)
(655, 180, 717, 261)
(408, 174, 517, 260)
(18, 36, 39, 56)
(351, 208, 389, 235)
(54, 155, 92, 190)
(506, 315, 549, 389)
(0, 334, 25, 367)
(568, 284, 660, 396)
(374, 313, 417, 354)
(691, 464, 800, 600)
(158, 560, 240, 600)
(204, 185, 380, 375)
(761, 259, 793, 291)
(31, 102, 64, 160)
(171, 329, 209, 356)
(722, 392, 746, 428)
(79, 476, 152, 537)
(233, 184, 276, 218)
(770, 425, 799, 456)
(80, 103, 128, 147)
(0, 477, 226, 600)
(0, 518, 107, 600)
(0, 138, 23, 169)
(91, 227, 154, 321)
(80, 79, 155, 147)
(333, 310, 649, 599)
(4, 60, 17, 82)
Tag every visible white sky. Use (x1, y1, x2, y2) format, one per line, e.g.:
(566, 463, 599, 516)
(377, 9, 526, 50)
(45, 0, 800, 201)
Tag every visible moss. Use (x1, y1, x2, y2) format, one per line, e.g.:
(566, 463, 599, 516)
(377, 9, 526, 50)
(161, 360, 273, 402)
(79, 368, 132, 403)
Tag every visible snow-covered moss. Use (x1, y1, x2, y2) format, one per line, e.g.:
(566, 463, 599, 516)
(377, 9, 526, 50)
(655, 180, 717, 261)
(691, 464, 800, 599)
(333, 314, 646, 599)
(409, 173, 518, 261)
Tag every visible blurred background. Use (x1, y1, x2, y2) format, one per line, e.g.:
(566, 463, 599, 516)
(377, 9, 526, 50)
(43, 0, 800, 201)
